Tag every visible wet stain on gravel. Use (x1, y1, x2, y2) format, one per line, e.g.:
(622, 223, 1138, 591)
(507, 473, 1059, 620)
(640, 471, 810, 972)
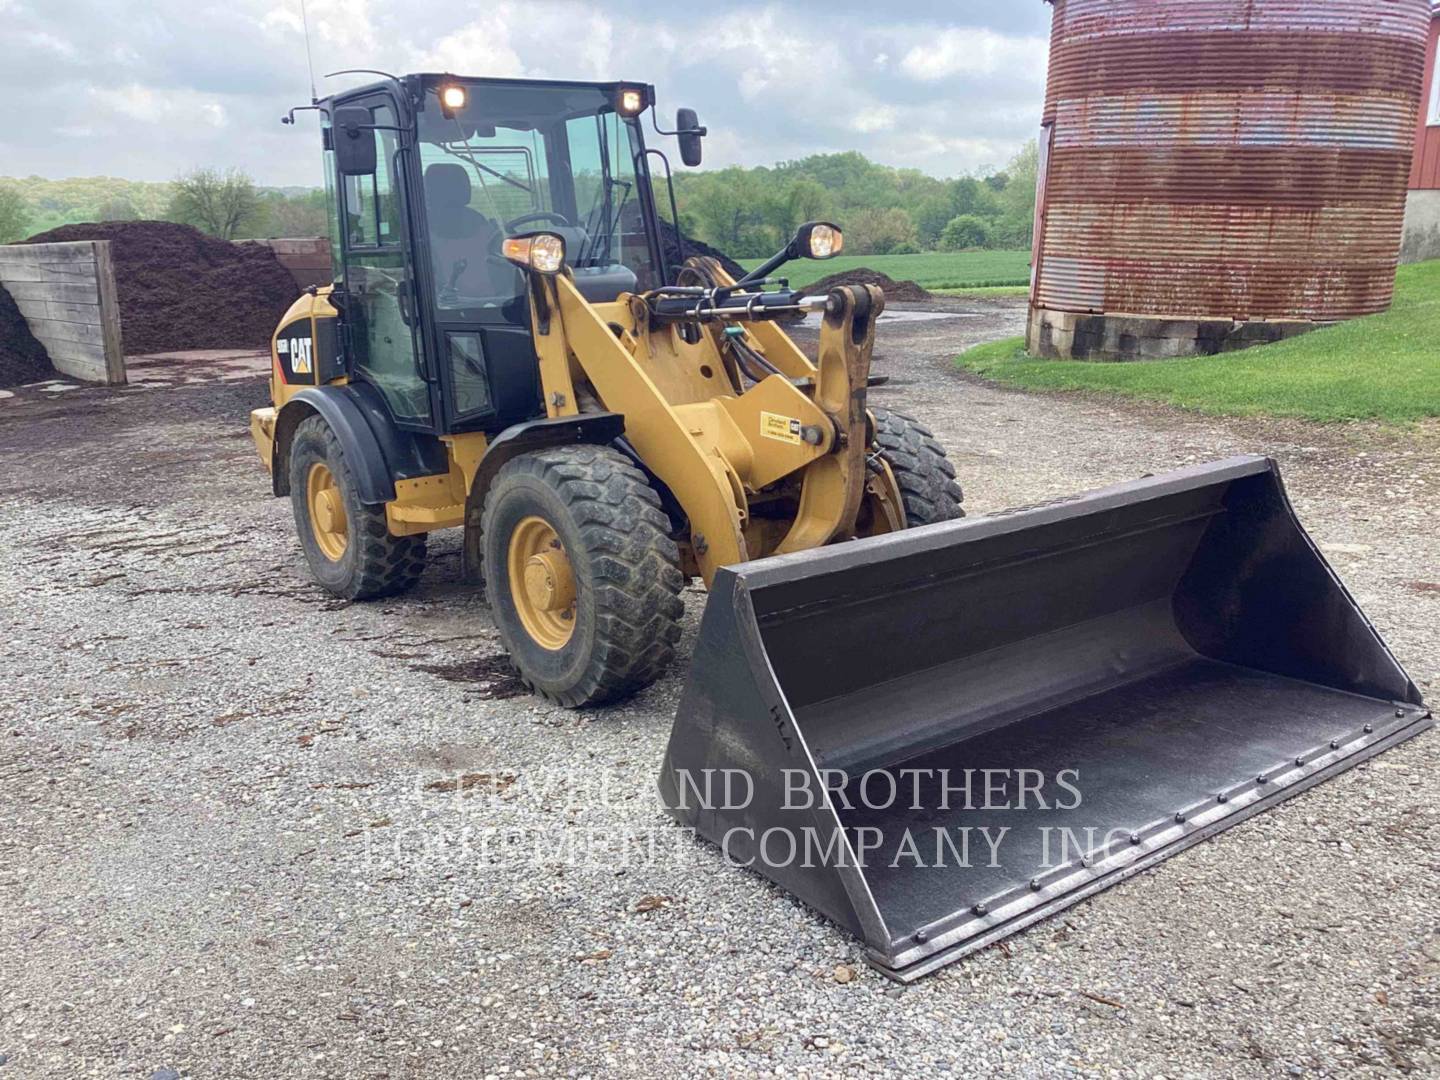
(413, 654, 528, 699)
(423, 771, 517, 794)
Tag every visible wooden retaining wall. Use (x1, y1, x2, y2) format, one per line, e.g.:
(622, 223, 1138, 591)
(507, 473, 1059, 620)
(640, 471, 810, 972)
(0, 240, 126, 384)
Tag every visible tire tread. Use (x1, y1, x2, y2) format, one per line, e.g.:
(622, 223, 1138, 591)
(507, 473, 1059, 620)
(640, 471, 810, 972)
(871, 406, 965, 526)
(482, 445, 683, 707)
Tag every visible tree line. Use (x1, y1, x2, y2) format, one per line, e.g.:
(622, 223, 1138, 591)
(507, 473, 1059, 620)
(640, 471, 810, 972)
(3, 142, 1038, 258)
(671, 143, 1038, 258)
(0, 171, 329, 243)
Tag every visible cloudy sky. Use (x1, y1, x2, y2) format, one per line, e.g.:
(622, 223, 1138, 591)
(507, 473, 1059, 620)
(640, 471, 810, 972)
(0, 0, 1053, 186)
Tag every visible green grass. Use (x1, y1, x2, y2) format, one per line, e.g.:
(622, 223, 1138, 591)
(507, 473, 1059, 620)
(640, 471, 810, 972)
(932, 284, 1032, 299)
(955, 261, 1440, 424)
(739, 250, 1032, 290)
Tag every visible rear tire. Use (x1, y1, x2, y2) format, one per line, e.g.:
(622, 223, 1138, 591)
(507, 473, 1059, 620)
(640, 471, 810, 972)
(288, 415, 427, 600)
(481, 445, 684, 708)
(871, 407, 965, 526)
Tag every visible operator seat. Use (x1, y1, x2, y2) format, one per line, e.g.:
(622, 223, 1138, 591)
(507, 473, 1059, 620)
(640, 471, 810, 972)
(424, 164, 501, 301)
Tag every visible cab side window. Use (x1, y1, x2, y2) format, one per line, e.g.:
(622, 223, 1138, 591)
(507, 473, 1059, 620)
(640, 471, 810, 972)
(343, 105, 402, 247)
(339, 99, 431, 427)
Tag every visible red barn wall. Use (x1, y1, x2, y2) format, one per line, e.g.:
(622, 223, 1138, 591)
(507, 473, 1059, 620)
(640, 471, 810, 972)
(1410, 15, 1440, 189)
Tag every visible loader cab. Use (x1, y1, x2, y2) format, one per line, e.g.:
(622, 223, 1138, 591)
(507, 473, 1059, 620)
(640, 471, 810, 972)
(325, 75, 672, 437)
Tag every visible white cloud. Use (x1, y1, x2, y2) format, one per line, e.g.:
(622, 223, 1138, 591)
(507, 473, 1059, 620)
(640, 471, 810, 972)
(106, 84, 166, 123)
(0, 0, 1055, 185)
(19, 30, 76, 57)
(702, 9, 849, 112)
(310, 0, 379, 53)
(900, 27, 1047, 81)
(851, 106, 898, 134)
(413, 3, 618, 81)
(417, 15, 525, 77)
(91, 83, 228, 130)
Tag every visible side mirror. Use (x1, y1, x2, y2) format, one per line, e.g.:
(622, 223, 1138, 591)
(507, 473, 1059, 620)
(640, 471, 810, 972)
(333, 106, 377, 176)
(676, 108, 704, 168)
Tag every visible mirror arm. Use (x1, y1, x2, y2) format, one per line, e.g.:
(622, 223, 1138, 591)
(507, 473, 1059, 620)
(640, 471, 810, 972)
(282, 103, 332, 126)
(649, 101, 706, 138)
(735, 242, 799, 288)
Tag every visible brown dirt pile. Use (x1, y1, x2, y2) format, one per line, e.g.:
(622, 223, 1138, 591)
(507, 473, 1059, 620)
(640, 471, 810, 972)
(799, 268, 934, 303)
(654, 221, 748, 282)
(0, 283, 54, 387)
(23, 221, 299, 354)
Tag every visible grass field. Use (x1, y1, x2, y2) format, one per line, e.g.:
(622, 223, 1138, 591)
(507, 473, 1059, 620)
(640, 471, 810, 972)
(739, 250, 1032, 290)
(955, 261, 1440, 424)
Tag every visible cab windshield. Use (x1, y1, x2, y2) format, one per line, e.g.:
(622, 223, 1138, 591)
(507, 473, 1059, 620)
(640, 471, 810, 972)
(416, 82, 660, 310)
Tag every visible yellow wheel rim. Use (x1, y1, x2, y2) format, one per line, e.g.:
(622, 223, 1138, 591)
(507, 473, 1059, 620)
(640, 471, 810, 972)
(307, 462, 349, 562)
(507, 515, 577, 650)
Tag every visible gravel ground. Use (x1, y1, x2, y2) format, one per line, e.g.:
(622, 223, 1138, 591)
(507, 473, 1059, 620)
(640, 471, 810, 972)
(1, 303, 1436, 1079)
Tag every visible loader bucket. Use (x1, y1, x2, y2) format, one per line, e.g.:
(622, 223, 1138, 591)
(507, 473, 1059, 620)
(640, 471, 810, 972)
(659, 456, 1430, 981)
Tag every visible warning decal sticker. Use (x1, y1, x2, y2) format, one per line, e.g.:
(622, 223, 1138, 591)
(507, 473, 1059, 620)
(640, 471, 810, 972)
(760, 411, 803, 445)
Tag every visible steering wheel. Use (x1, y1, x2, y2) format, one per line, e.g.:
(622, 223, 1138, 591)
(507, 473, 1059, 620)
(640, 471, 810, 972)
(505, 211, 575, 232)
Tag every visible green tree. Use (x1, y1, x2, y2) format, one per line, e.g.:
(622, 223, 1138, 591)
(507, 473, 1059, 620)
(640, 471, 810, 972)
(760, 179, 833, 248)
(167, 168, 262, 240)
(683, 168, 773, 258)
(941, 214, 990, 250)
(0, 185, 31, 243)
(991, 140, 1039, 248)
(254, 190, 330, 238)
(915, 194, 956, 249)
(950, 177, 1000, 219)
(846, 207, 918, 256)
(97, 197, 139, 221)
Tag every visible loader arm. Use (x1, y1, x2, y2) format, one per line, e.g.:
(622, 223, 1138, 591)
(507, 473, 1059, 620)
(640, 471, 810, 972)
(523, 270, 885, 583)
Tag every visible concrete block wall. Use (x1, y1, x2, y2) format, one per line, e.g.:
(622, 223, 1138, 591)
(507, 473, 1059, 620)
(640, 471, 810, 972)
(1401, 190, 1440, 264)
(1027, 307, 1322, 361)
(0, 240, 126, 384)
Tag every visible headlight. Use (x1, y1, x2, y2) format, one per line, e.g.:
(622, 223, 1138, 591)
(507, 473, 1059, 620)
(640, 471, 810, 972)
(616, 85, 649, 117)
(503, 233, 567, 275)
(439, 84, 467, 118)
(808, 224, 843, 260)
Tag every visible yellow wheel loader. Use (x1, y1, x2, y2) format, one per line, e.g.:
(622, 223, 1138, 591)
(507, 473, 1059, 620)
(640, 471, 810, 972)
(252, 74, 961, 706)
(253, 72, 1430, 979)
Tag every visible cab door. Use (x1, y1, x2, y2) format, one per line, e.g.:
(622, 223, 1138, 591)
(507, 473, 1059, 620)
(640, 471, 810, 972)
(337, 95, 433, 430)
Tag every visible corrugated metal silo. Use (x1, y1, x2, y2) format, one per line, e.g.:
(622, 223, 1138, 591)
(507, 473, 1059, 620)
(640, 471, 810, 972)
(1030, 0, 1433, 360)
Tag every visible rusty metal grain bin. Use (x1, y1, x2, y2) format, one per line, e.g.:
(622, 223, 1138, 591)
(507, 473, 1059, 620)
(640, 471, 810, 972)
(1032, 0, 1432, 348)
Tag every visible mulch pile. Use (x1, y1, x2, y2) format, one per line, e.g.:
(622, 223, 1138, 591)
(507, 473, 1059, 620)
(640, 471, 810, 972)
(22, 221, 299, 355)
(0, 283, 54, 388)
(799, 268, 934, 303)
(655, 221, 748, 282)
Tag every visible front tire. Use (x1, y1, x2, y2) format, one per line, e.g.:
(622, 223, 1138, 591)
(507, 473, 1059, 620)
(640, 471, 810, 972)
(481, 445, 684, 708)
(288, 415, 427, 600)
(871, 407, 965, 526)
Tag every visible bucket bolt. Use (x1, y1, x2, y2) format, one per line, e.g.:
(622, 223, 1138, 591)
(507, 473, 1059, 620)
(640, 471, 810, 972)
(1174, 812, 1186, 824)
(1257, 774, 1269, 784)
(1395, 708, 1406, 718)
(1029, 878, 1043, 891)
(1363, 724, 1374, 734)
(913, 929, 928, 943)
(1330, 739, 1341, 750)
(1216, 793, 1228, 804)
(972, 902, 989, 917)
(1295, 757, 1306, 767)
(1129, 833, 1141, 845)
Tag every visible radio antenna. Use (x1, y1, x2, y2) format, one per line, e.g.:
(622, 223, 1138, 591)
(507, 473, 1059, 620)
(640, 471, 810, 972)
(299, 0, 319, 103)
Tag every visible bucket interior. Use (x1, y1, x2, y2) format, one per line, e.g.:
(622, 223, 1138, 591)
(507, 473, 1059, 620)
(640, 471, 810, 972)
(745, 467, 1420, 954)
